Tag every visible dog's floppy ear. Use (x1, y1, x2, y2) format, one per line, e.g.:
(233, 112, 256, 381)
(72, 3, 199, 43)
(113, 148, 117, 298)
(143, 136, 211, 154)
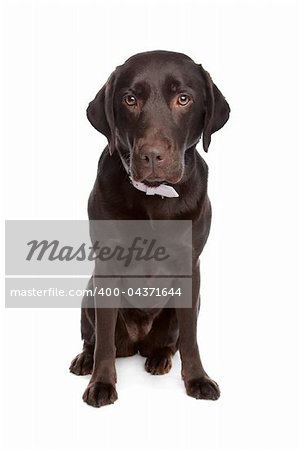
(198, 65, 230, 152)
(86, 71, 117, 155)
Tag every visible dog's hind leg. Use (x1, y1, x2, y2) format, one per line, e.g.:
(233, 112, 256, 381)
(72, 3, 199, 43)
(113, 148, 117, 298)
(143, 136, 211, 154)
(139, 308, 179, 375)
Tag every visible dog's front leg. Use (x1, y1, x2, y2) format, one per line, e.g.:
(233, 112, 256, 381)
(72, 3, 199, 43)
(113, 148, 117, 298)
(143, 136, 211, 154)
(82, 277, 118, 407)
(175, 265, 220, 401)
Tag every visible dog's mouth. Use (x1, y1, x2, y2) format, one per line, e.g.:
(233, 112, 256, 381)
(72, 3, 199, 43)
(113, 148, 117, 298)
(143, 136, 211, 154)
(143, 174, 183, 186)
(131, 171, 183, 186)
(142, 179, 167, 187)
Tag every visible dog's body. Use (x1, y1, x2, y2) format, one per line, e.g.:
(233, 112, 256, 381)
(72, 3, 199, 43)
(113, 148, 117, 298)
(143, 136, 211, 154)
(70, 51, 230, 407)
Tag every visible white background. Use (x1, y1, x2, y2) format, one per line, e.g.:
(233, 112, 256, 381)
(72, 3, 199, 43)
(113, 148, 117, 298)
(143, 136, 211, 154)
(1, 0, 299, 449)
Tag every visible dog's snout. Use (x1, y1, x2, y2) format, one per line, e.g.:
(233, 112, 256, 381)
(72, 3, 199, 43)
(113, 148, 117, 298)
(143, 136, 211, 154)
(132, 137, 183, 183)
(139, 145, 165, 166)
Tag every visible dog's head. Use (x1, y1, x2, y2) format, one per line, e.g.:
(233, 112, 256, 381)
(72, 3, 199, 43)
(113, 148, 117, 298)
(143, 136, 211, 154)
(87, 51, 230, 185)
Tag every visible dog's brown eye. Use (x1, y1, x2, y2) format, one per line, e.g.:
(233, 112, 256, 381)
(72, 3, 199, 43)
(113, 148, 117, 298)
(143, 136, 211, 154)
(124, 95, 137, 106)
(177, 94, 191, 106)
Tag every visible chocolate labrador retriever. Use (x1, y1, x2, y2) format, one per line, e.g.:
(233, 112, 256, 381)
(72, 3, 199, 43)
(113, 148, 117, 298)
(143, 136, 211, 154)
(70, 50, 230, 407)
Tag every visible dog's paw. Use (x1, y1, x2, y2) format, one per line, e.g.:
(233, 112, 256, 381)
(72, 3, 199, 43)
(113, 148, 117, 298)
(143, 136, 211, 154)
(145, 348, 172, 375)
(69, 352, 93, 376)
(185, 376, 220, 401)
(82, 382, 118, 408)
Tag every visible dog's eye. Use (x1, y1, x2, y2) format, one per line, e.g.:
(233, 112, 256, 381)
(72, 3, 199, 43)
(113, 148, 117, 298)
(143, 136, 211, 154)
(177, 94, 191, 106)
(124, 95, 137, 107)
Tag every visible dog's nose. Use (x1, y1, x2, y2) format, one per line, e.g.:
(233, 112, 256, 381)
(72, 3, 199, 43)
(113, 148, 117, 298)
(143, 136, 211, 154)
(139, 146, 165, 166)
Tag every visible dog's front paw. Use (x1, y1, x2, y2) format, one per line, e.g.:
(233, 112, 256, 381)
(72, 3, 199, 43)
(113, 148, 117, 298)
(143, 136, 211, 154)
(69, 351, 93, 376)
(185, 376, 220, 401)
(82, 382, 118, 407)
